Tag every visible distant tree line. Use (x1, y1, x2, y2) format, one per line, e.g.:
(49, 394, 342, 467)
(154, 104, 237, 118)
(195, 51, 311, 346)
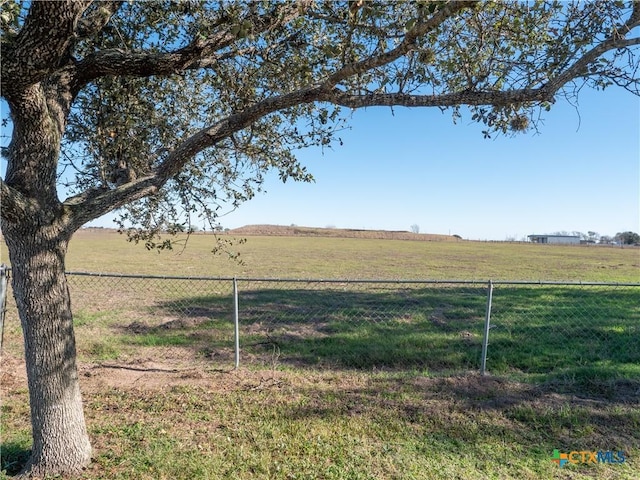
(552, 231, 640, 245)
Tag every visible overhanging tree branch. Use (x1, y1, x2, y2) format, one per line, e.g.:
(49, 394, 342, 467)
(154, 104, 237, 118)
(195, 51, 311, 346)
(547, 28, 640, 92)
(73, 1, 312, 87)
(324, 1, 478, 85)
(64, 0, 640, 227)
(319, 87, 554, 109)
(322, 29, 640, 110)
(64, 82, 326, 224)
(64, 176, 159, 228)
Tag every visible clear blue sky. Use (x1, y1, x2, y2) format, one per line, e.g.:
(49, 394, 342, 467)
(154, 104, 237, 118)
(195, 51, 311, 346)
(2, 85, 638, 241)
(203, 85, 639, 241)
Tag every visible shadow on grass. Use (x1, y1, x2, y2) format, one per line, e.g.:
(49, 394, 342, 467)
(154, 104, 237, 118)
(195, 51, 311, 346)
(138, 286, 486, 372)
(121, 285, 640, 389)
(274, 373, 640, 478)
(4, 373, 638, 480)
(488, 286, 640, 393)
(0, 442, 30, 476)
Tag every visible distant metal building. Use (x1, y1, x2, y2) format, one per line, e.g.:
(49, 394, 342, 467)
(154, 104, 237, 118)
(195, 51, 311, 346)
(528, 234, 581, 245)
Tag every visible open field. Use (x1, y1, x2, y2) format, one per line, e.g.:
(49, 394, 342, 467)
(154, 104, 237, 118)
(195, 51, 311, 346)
(2, 227, 638, 281)
(1, 228, 639, 479)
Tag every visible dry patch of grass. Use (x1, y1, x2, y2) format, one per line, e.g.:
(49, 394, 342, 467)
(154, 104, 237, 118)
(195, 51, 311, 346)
(3, 228, 637, 281)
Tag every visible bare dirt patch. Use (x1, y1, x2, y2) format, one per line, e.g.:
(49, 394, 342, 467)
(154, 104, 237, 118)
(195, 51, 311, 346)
(0, 353, 27, 394)
(4, 347, 637, 407)
(1, 350, 291, 396)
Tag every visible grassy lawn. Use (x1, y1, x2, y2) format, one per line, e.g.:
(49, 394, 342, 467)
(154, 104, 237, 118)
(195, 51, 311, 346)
(2, 367, 639, 480)
(1, 230, 639, 479)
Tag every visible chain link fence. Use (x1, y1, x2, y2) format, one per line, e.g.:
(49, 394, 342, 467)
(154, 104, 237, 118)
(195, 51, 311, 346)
(2, 269, 639, 383)
(235, 279, 489, 372)
(488, 281, 640, 386)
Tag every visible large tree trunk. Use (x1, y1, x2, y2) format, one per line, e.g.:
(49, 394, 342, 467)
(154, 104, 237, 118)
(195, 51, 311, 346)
(3, 222, 92, 477)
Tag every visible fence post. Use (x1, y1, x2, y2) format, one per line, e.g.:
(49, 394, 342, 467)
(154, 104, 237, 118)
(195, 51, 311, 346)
(480, 280, 493, 376)
(0, 264, 9, 354)
(233, 277, 240, 369)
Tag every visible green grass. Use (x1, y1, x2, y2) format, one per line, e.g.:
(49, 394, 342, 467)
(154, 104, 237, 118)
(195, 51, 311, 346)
(4, 372, 639, 479)
(111, 283, 637, 385)
(2, 231, 639, 479)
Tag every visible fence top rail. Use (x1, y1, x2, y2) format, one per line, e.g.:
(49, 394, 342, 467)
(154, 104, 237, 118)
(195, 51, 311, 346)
(236, 278, 488, 285)
(64, 271, 237, 282)
(491, 280, 640, 286)
(49, 271, 640, 287)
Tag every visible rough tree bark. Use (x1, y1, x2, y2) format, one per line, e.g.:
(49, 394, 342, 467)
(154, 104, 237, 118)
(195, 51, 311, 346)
(3, 221, 92, 476)
(1, 82, 93, 476)
(2, 4, 94, 468)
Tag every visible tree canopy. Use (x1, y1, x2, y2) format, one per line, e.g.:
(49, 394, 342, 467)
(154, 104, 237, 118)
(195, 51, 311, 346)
(3, 0, 639, 248)
(615, 230, 640, 244)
